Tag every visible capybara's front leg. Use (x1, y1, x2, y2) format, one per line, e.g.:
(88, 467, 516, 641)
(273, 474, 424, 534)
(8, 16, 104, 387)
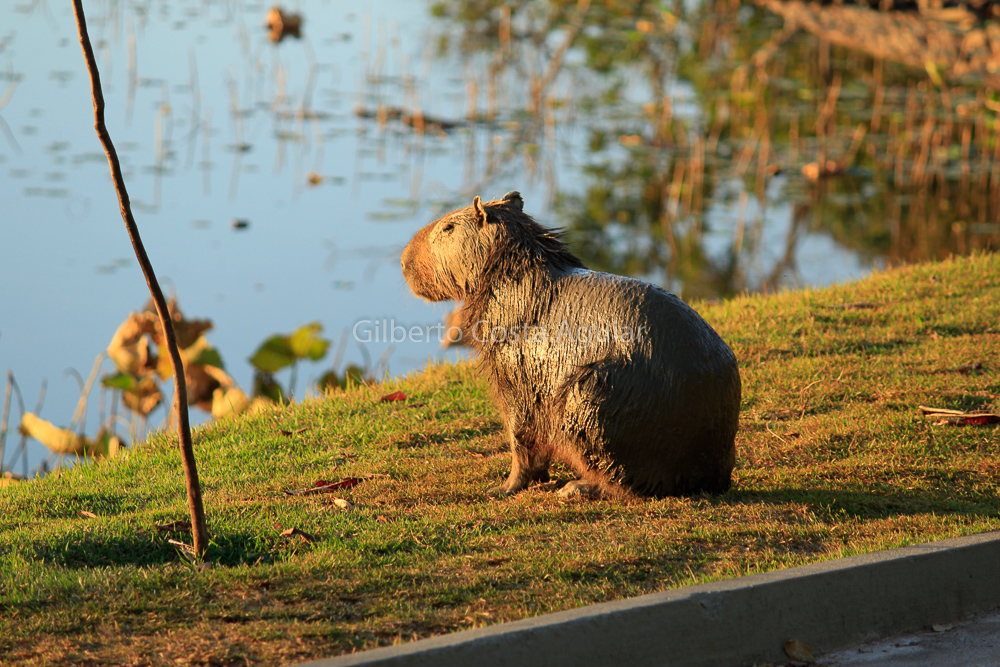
(488, 421, 550, 497)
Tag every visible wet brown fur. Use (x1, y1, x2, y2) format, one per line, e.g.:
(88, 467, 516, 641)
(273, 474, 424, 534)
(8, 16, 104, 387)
(401, 192, 741, 499)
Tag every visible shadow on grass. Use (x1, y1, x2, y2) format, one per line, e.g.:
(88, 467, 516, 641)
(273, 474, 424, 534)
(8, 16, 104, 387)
(18, 530, 291, 569)
(729, 486, 999, 521)
(393, 422, 501, 449)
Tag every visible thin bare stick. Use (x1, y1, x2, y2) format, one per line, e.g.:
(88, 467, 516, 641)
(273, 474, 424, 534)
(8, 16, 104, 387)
(72, 0, 208, 558)
(0, 372, 12, 472)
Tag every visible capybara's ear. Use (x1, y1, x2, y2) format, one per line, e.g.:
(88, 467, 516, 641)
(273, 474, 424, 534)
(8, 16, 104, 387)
(473, 196, 487, 228)
(501, 191, 523, 211)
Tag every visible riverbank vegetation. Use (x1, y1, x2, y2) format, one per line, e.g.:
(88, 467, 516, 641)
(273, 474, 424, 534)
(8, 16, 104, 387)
(2, 253, 999, 665)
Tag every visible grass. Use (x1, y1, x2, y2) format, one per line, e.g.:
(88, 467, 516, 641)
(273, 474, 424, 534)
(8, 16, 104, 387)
(2, 254, 1000, 666)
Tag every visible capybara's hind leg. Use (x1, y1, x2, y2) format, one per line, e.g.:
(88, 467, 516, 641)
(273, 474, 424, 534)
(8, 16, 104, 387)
(557, 479, 601, 500)
(556, 473, 635, 501)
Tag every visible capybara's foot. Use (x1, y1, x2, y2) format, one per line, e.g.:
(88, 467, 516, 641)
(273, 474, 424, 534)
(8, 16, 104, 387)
(487, 477, 529, 498)
(557, 479, 601, 500)
(486, 484, 519, 498)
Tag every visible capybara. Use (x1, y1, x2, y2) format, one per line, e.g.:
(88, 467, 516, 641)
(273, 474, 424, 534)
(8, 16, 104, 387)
(401, 192, 741, 499)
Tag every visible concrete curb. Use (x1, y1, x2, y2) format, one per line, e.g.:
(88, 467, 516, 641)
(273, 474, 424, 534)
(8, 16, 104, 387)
(297, 530, 1000, 667)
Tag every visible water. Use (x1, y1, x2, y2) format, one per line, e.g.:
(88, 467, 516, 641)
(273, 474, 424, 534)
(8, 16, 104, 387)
(2, 0, 996, 476)
(2, 0, 478, 474)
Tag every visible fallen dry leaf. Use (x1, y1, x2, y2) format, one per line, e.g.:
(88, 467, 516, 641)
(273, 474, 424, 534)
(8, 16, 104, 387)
(283, 477, 364, 496)
(956, 362, 984, 373)
(167, 539, 197, 558)
(784, 638, 814, 662)
(380, 391, 407, 402)
(279, 428, 308, 436)
(280, 526, 316, 543)
(932, 623, 954, 632)
(155, 520, 192, 533)
(920, 406, 1000, 426)
(77, 510, 98, 519)
(332, 498, 352, 509)
(936, 414, 1000, 426)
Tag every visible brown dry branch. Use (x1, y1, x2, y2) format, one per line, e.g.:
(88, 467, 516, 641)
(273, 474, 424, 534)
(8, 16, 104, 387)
(71, 1, 209, 557)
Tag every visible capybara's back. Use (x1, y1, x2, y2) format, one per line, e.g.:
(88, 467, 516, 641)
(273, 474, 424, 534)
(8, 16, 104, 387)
(401, 191, 740, 499)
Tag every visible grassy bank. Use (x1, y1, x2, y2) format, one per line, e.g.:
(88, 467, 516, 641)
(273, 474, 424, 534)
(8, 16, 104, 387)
(2, 254, 999, 666)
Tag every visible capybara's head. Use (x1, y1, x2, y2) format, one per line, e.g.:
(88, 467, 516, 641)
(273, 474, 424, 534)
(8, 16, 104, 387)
(401, 191, 525, 302)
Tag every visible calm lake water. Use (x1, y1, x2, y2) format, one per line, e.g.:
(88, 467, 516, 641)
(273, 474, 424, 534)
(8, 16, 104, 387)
(2, 0, 996, 476)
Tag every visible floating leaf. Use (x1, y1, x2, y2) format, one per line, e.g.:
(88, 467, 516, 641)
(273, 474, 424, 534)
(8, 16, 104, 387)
(101, 371, 137, 391)
(249, 335, 296, 373)
(188, 341, 224, 369)
(266, 6, 303, 43)
(380, 391, 406, 402)
(289, 322, 330, 362)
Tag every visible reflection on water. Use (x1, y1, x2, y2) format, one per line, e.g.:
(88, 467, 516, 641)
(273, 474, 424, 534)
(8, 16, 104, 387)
(1, 0, 997, 477)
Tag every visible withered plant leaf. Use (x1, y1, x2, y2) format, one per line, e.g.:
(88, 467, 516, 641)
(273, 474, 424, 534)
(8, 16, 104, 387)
(279, 526, 316, 543)
(784, 639, 814, 662)
(155, 520, 192, 533)
(120, 375, 163, 417)
(185, 363, 221, 411)
(283, 477, 363, 496)
(20, 413, 90, 455)
(211, 386, 251, 419)
(77, 510, 98, 519)
(155, 297, 213, 350)
(106, 311, 158, 376)
(380, 391, 406, 402)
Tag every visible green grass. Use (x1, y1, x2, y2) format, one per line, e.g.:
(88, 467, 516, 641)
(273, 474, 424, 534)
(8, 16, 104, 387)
(3, 254, 1000, 666)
